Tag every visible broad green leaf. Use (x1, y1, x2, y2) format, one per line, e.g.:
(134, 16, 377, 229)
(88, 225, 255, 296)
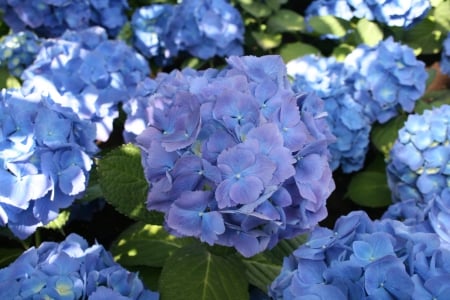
(97, 143, 163, 224)
(111, 222, 193, 267)
(126, 265, 162, 291)
(414, 89, 450, 114)
(267, 9, 305, 33)
(399, 17, 442, 55)
(434, 1, 450, 32)
(159, 243, 248, 300)
(371, 115, 407, 157)
(347, 171, 392, 208)
(44, 210, 70, 230)
(308, 15, 350, 38)
(280, 42, 320, 63)
(240, 2, 272, 18)
(332, 43, 354, 61)
(251, 31, 282, 50)
(0, 67, 21, 89)
(0, 248, 23, 268)
(354, 19, 383, 46)
(242, 258, 281, 293)
(266, 0, 282, 10)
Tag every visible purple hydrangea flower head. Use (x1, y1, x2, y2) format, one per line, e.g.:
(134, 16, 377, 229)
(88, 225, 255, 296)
(161, 0, 245, 60)
(270, 210, 450, 299)
(0, 30, 42, 77)
(386, 104, 450, 243)
(344, 37, 428, 123)
(305, 0, 430, 29)
(0, 0, 129, 38)
(131, 4, 175, 65)
(441, 32, 450, 76)
(21, 26, 150, 142)
(287, 54, 371, 173)
(0, 87, 98, 239)
(135, 55, 335, 257)
(0, 233, 159, 299)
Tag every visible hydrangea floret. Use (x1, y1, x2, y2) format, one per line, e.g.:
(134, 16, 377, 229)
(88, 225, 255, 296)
(0, 0, 129, 38)
(0, 30, 41, 77)
(0, 87, 98, 239)
(287, 54, 371, 173)
(0, 233, 159, 299)
(385, 104, 450, 243)
(130, 0, 244, 62)
(441, 32, 450, 76)
(134, 55, 335, 257)
(305, 0, 430, 29)
(269, 210, 450, 299)
(21, 26, 150, 142)
(344, 37, 428, 123)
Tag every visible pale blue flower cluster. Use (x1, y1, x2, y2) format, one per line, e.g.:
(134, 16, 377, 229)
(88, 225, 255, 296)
(130, 0, 244, 62)
(306, 0, 430, 28)
(270, 210, 450, 299)
(441, 32, 450, 76)
(21, 26, 150, 142)
(0, 0, 128, 38)
(0, 87, 98, 239)
(385, 105, 450, 244)
(0, 233, 159, 299)
(0, 30, 41, 77)
(287, 54, 371, 173)
(133, 55, 335, 257)
(344, 37, 428, 123)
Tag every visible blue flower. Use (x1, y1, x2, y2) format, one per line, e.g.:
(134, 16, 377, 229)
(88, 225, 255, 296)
(441, 32, 450, 76)
(136, 55, 335, 257)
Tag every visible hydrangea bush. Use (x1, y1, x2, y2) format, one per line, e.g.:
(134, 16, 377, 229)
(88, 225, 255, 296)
(0, 0, 449, 299)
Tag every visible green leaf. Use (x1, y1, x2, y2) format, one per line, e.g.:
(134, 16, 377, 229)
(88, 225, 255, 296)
(267, 9, 305, 33)
(159, 243, 248, 300)
(0, 67, 21, 89)
(414, 89, 450, 114)
(251, 31, 282, 50)
(0, 248, 23, 268)
(239, 2, 272, 18)
(371, 115, 407, 157)
(242, 257, 281, 293)
(354, 19, 383, 46)
(434, 1, 450, 32)
(331, 43, 354, 61)
(111, 222, 193, 268)
(126, 265, 162, 291)
(97, 143, 163, 224)
(308, 15, 350, 38)
(44, 210, 70, 230)
(398, 17, 442, 55)
(347, 171, 392, 208)
(279, 42, 320, 62)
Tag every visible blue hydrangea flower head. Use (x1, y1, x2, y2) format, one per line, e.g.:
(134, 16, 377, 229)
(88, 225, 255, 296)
(287, 54, 371, 173)
(135, 55, 335, 257)
(270, 210, 450, 299)
(0, 0, 129, 38)
(386, 104, 450, 243)
(344, 37, 428, 123)
(0, 233, 159, 299)
(21, 26, 150, 142)
(0, 30, 42, 77)
(0, 87, 98, 239)
(441, 32, 450, 76)
(305, 0, 430, 30)
(131, 4, 175, 65)
(162, 0, 245, 60)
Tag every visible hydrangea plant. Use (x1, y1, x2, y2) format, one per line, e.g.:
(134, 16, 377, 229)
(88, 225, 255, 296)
(0, 30, 41, 77)
(21, 26, 149, 142)
(385, 104, 450, 243)
(441, 32, 450, 76)
(0, 87, 98, 239)
(133, 55, 335, 257)
(0, 233, 159, 299)
(270, 210, 450, 299)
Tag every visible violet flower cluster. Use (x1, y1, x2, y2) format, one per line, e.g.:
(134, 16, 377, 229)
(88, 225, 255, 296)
(287, 54, 371, 173)
(306, 0, 431, 29)
(441, 32, 450, 76)
(0, 0, 128, 38)
(133, 55, 335, 257)
(21, 26, 150, 142)
(0, 233, 159, 300)
(270, 210, 450, 299)
(130, 0, 244, 63)
(0, 87, 98, 239)
(384, 105, 450, 244)
(0, 30, 41, 77)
